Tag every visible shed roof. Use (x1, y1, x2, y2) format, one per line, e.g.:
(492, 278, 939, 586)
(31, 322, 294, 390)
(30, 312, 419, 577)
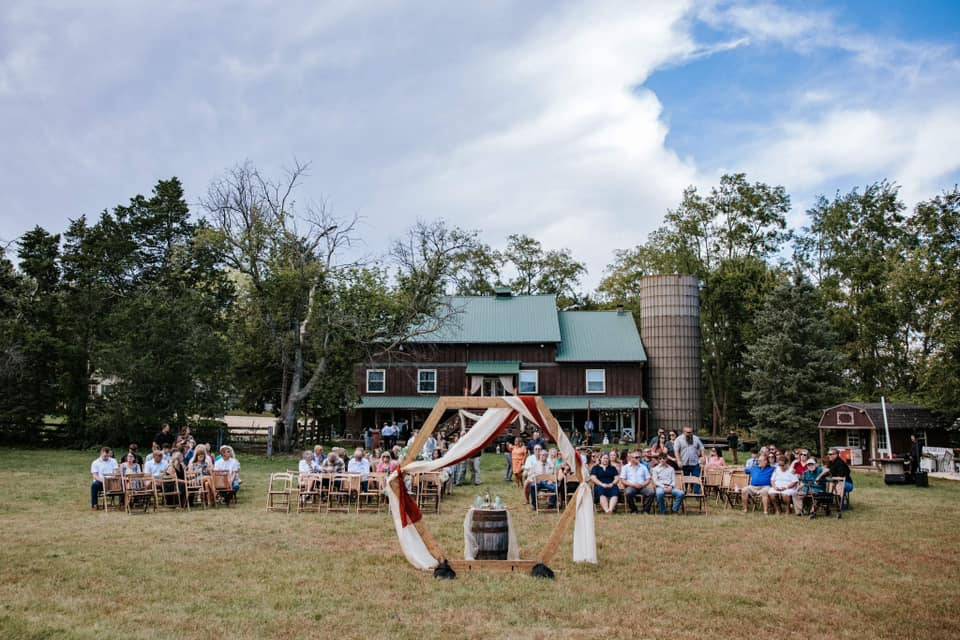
(821, 403, 951, 431)
(555, 311, 646, 362)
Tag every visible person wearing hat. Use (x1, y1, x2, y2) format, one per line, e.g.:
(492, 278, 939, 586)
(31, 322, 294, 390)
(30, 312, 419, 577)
(794, 457, 825, 516)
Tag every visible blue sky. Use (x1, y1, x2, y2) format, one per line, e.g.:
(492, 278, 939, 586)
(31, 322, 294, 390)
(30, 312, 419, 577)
(1, 1, 958, 286)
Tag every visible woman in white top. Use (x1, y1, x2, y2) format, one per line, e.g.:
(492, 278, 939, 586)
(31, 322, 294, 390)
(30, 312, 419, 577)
(298, 450, 314, 475)
(768, 454, 799, 514)
(119, 453, 141, 477)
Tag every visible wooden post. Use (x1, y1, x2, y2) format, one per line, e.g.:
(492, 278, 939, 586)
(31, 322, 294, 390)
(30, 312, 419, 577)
(266, 424, 274, 459)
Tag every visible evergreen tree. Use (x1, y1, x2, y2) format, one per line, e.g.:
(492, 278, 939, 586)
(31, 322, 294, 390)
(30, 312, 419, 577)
(744, 273, 844, 449)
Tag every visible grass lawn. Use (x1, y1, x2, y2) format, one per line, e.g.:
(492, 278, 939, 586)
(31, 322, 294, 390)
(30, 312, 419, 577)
(1, 447, 959, 640)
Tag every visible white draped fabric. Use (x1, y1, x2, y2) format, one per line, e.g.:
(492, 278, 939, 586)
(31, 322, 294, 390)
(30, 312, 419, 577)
(384, 397, 598, 570)
(469, 376, 483, 394)
(499, 375, 516, 395)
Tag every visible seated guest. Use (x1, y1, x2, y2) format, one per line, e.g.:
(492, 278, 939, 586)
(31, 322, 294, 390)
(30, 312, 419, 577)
(744, 448, 760, 471)
(182, 440, 195, 466)
(347, 447, 371, 492)
(299, 450, 315, 475)
(214, 445, 241, 493)
(794, 457, 825, 516)
(90, 447, 118, 509)
(163, 451, 188, 507)
(767, 455, 799, 514)
(608, 449, 622, 472)
(528, 449, 555, 510)
(145, 449, 169, 478)
(819, 449, 854, 508)
(705, 448, 726, 469)
(120, 453, 141, 477)
(311, 445, 325, 472)
(590, 453, 620, 514)
(125, 443, 144, 467)
(793, 451, 810, 476)
(556, 457, 579, 508)
(320, 452, 345, 474)
(652, 454, 684, 514)
(376, 452, 397, 474)
(161, 445, 172, 463)
(188, 445, 217, 505)
(744, 454, 774, 514)
(620, 452, 655, 513)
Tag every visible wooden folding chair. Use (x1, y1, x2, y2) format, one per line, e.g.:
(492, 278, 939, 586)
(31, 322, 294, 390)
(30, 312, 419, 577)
(185, 470, 207, 509)
(297, 473, 323, 513)
(725, 471, 748, 508)
(124, 473, 157, 514)
(716, 469, 733, 506)
(417, 472, 443, 515)
(327, 474, 359, 513)
(157, 475, 184, 509)
(266, 472, 294, 513)
(682, 474, 706, 514)
(100, 474, 126, 512)
(533, 473, 560, 514)
(212, 471, 237, 506)
(357, 473, 385, 514)
(703, 467, 723, 499)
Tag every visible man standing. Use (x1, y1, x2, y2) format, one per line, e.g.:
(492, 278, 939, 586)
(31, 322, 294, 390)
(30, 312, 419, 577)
(909, 434, 923, 478)
(726, 430, 740, 464)
(526, 430, 546, 454)
(652, 454, 684, 514)
(583, 418, 595, 445)
(90, 447, 118, 509)
(153, 423, 175, 449)
(674, 426, 705, 493)
(620, 452, 655, 513)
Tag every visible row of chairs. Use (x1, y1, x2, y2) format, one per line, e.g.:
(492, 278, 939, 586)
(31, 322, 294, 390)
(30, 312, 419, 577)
(266, 470, 452, 515)
(99, 471, 236, 513)
(703, 467, 848, 517)
(528, 470, 708, 515)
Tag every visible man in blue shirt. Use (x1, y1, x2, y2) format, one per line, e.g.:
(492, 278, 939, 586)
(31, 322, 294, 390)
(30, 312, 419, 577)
(744, 455, 774, 514)
(619, 453, 655, 513)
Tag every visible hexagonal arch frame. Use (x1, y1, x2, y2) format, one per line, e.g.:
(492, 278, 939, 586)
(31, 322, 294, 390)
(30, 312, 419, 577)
(389, 396, 591, 573)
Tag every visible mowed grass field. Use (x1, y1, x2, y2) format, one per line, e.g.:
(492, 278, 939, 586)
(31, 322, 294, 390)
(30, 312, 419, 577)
(1, 448, 959, 640)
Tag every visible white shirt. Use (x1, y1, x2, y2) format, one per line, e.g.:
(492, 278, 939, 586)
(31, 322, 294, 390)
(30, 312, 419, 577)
(771, 467, 798, 490)
(298, 460, 313, 474)
(214, 458, 240, 474)
(620, 463, 651, 486)
(145, 458, 169, 478)
(91, 457, 118, 480)
(347, 457, 371, 478)
(651, 464, 676, 488)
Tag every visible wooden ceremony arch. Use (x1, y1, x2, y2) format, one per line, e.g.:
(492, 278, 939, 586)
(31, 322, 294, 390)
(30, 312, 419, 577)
(388, 396, 591, 573)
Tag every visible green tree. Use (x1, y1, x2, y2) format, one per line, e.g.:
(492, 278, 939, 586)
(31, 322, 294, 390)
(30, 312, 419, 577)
(744, 273, 844, 449)
(599, 173, 790, 433)
(801, 181, 909, 397)
(897, 187, 960, 415)
(503, 234, 586, 307)
(203, 162, 475, 451)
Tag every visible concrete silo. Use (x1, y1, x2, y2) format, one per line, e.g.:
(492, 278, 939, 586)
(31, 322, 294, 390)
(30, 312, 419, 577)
(638, 275, 703, 434)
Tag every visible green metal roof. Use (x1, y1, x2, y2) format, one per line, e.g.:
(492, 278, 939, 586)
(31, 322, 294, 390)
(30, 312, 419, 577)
(555, 311, 646, 362)
(543, 396, 648, 410)
(358, 396, 438, 409)
(465, 361, 520, 375)
(409, 294, 561, 343)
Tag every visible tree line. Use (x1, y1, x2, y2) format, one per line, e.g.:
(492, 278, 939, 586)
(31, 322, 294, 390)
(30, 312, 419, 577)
(1, 163, 957, 449)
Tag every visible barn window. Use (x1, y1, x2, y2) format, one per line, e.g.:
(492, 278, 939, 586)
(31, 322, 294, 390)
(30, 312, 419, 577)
(846, 432, 861, 447)
(837, 411, 854, 425)
(366, 369, 385, 393)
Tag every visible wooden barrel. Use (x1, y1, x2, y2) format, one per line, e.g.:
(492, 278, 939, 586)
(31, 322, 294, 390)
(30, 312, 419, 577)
(471, 509, 509, 560)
